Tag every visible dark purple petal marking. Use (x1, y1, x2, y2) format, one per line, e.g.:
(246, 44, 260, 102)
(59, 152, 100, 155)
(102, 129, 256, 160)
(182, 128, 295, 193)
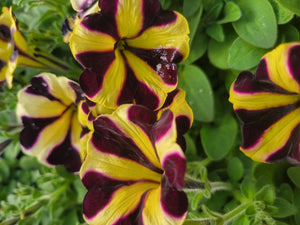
(81, 126, 90, 138)
(76, 51, 115, 73)
(25, 76, 61, 102)
(134, 82, 160, 110)
(92, 117, 163, 174)
(128, 47, 181, 85)
(113, 192, 146, 225)
(162, 89, 180, 108)
(117, 63, 138, 105)
(20, 116, 59, 149)
(150, 10, 177, 27)
(61, 16, 74, 37)
(68, 81, 85, 104)
(0, 60, 7, 71)
(153, 110, 174, 142)
(288, 45, 300, 86)
(255, 58, 270, 80)
(79, 69, 104, 98)
(266, 124, 300, 163)
(236, 103, 299, 149)
(0, 24, 11, 42)
(81, 101, 90, 115)
(176, 116, 191, 136)
(162, 154, 186, 190)
(160, 176, 188, 218)
(127, 105, 157, 140)
(81, 12, 119, 40)
(99, 0, 118, 15)
(82, 171, 135, 219)
(233, 70, 291, 95)
(47, 129, 81, 173)
(141, 0, 161, 31)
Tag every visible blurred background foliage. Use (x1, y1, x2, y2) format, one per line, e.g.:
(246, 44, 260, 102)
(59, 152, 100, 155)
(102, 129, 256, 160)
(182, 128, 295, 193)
(0, 0, 300, 224)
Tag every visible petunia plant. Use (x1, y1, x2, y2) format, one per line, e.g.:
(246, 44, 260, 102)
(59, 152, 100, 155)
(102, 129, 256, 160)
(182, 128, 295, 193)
(1, 0, 300, 225)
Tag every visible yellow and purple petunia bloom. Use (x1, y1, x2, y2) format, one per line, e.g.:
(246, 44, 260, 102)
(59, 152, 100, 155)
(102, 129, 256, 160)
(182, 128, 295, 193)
(80, 104, 188, 225)
(229, 42, 300, 164)
(0, 7, 69, 88)
(17, 73, 85, 172)
(69, 0, 190, 110)
(78, 88, 193, 159)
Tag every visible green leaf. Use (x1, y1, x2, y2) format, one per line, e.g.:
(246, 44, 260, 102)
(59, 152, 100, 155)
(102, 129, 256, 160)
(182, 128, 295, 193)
(271, 197, 297, 218)
(279, 24, 300, 43)
(184, 2, 203, 42)
(218, 1, 242, 24)
(0, 158, 10, 182)
(206, 23, 224, 42)
(184, 134, 199, 161)
(228, 37, 268, 70)
(255, 185, 276, 204)
(183, 0, 202, 17)
(227, 157, 244, 182)
(178, 65, 214, 122)
(287, 167, 300, 188)
(241, 177, 256, 199)
(295, 188, 300, 224)
(268, 0, 294, 24)
(276, 0, 300, 16)
(19, 156, 41, 171)
(184, 32, 209, 65)
(63, 209, 78, 225)
(233, 0, 277, 48)
(232, 215, 250, 225)
(208, 31, 237, 69)
(200, 113, 238, 160)
(205, 1, 224, 21)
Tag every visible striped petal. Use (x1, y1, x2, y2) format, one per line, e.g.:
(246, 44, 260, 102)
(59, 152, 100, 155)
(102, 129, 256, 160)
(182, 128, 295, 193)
(17, 73, 84, 172)
(229, 43, 300, 164)
(69, 0, 190, 110)
(79, 104, 187, 224)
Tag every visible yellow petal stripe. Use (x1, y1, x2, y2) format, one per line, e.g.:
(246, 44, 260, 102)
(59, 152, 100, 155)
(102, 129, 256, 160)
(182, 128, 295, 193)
(126, 11, 190, 61)
(241, 107, 300, 162)
(116, 0, 143, 38)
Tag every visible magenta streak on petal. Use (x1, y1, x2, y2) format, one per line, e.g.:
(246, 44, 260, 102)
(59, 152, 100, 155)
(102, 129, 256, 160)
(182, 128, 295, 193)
(92, 116, 164, 174)
(20, 116, 60, 149)
(266, 124, 300, 163)
(287, 45, 300, 89)
(153, 110, 174, 142)
(82, 171, 136, 219)
(160, 176, 188, 218)
(46, 128, 81, 173)
(162, 153, 186, 190)
(237, 103, 299, 150)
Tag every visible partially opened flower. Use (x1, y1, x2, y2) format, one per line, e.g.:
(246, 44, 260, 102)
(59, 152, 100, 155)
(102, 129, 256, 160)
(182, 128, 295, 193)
(229, 42, 300, 164)
(17, 73, 85, 172)
(80, 104, 188, 224)
(69, 0, 190, 110)
(0, 7, 69, 88)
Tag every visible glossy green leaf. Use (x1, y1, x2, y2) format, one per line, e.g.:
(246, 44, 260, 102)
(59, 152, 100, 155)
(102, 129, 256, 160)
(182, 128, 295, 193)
(205, 1, 224, 21)
(241, 177, 256, 199)
(279, 24, 300, 42)
(208, 31, 237, 69)
(233, 0, 277, 48)
(218, 1, 242, 24)
(178, 65, 214, 122)
(200, 113, 238, 160)
(183, 0, 202, 17)
(255, 185, 276, 204)
(268, 0, 294, 24)
(276, 0, 300, 16)
(295, 188, 300, 224)
(287, 167, 300, 188)
(184, 2, 203, 42)
(228, 37, 268, 70)
(206, 23, 224, 42)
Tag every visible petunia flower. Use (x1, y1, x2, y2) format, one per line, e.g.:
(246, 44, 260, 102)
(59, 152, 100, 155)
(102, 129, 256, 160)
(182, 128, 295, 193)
(229, 42, 300, 164)
(0, 7, 70, 88)
(69, 0, 190, 110)
(17, 73, 85, 173)
(78, 88, 193, 159)
(80, 104, 188, 224)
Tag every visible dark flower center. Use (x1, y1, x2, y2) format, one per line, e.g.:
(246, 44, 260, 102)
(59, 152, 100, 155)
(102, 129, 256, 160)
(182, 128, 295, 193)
(114, 39, 127, 51)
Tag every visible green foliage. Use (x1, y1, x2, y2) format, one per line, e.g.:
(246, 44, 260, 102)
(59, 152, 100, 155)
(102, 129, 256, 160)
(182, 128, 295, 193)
(1, 0, 300, 224)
